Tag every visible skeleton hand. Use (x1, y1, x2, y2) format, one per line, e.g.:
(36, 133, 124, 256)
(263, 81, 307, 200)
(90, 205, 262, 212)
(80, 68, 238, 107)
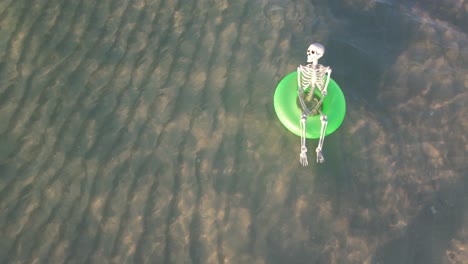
(300, 146, 308, 166)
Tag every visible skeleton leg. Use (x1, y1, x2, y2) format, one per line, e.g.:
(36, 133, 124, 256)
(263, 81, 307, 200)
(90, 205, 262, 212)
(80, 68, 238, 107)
(315, 112, 328, 163)
(299, 113, 308, 166)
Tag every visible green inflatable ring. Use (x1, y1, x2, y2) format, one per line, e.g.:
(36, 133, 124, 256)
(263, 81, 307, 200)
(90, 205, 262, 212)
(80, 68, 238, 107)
(274, 71, 346, 139)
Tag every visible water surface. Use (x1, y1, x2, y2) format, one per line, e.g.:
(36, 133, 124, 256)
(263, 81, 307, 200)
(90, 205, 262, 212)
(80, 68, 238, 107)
(0, 0, 466, 263)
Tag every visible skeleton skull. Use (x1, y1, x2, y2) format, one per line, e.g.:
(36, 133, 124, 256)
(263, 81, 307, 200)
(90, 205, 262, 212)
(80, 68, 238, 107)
(307, 43, 325, 63)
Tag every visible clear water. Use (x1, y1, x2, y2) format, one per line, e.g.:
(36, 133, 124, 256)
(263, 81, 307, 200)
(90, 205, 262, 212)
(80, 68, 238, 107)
(0, 0, 466, 263)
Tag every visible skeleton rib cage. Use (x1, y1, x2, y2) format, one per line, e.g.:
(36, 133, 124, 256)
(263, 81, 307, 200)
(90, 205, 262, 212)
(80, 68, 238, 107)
(298, 64, 330, 95)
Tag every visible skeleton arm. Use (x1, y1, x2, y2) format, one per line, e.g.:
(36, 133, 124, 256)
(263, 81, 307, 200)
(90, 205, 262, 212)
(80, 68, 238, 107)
(312, 66, 331, 113)
(297, 66, 304, 94)
(322, 67, 332, 96)
(297, 65, 311, 115)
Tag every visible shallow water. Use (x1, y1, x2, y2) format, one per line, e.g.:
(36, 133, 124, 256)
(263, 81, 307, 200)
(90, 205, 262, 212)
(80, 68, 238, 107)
(0, 0, 466, 263)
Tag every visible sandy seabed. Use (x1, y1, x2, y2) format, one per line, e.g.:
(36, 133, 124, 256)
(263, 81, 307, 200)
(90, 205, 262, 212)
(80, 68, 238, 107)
(0, 0, 466, 263)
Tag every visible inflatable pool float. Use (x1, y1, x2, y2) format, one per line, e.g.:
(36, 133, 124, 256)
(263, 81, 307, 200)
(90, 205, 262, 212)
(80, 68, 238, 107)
(277, 43, 346, 165)
(274, 71, 346, 138)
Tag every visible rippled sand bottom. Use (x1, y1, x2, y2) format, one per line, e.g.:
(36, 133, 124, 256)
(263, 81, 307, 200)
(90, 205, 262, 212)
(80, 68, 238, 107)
(0, 0, 466, 263)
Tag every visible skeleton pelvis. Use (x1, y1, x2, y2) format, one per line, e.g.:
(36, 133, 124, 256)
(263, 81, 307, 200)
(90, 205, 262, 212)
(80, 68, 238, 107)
(297, 87, 323, 115)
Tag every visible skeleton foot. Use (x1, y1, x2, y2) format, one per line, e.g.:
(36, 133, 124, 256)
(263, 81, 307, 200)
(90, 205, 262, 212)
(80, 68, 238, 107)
(315, 114, 327, 163)
(316, 148, 324, 163)
(300, 147, 308, 166)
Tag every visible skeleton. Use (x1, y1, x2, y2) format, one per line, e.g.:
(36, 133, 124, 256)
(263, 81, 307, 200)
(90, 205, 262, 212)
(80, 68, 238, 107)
(297, 43, 332, 165)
